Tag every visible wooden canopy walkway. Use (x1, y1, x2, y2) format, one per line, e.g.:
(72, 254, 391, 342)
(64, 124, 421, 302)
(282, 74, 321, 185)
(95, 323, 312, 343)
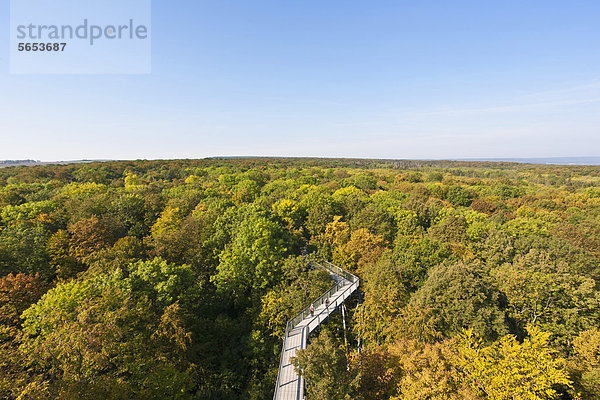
(272, 261, 360, 400)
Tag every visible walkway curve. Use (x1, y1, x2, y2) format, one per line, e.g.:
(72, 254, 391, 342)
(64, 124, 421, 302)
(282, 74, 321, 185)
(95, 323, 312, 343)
(272, 261, 360, 400)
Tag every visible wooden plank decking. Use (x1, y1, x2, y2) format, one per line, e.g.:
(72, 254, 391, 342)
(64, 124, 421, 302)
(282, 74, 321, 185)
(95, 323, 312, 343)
(273, 263, 359, 400)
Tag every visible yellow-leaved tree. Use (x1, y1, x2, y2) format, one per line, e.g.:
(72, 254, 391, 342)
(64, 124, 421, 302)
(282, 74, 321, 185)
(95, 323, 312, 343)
(455, 324, 577, 400)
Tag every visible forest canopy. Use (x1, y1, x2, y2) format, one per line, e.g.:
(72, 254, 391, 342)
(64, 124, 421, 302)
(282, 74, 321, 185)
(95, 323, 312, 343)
(0, 157, 599, 399)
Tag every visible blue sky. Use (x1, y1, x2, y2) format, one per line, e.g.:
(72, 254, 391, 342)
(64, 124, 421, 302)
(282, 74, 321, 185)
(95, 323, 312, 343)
(1, 0, 599, 161)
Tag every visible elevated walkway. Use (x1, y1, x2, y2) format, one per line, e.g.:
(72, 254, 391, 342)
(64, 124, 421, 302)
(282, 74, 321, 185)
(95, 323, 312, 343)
(273, 261, 360, 400)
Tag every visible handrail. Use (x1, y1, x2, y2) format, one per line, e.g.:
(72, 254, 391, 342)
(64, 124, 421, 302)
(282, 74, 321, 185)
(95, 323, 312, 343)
(272, 321, 290, 400)
(301, 282, 358, 332)
(286, 261, 358, 331)
(298, 326, 308, 400)
(273, 260, 360, 400)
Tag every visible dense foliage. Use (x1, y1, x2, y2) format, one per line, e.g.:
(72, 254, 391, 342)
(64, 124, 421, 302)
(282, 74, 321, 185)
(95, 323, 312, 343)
(0, 158, 599, 399)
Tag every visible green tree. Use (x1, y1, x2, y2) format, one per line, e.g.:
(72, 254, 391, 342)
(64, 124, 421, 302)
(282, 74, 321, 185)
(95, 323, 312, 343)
(84, 236, 146, 276)
(392, 235, 451, 292)
(332, 228, 385, 272)
(446, 185, 474, 207)
(149, 211, 217, 281)
(0, 224, 51, 279)
(410, 261, 509, 342)
(348, 344, 398, 400)
(272, 198, 305, 229)
(110, 194, 148, 237)
(494, 250, 600, 345)
(46, 229, 82, 280)
(20, 258, 198, 400)
(351, 203, 396, 243)
(356, 253, 406, 345)
(212, 211, 293, 303)
(233, 179, 261, 203)
(259, 257, 331, 338)
(292, 331, 352, 400)
(0, 200, 55, 225)
(303, 191, 339, 238)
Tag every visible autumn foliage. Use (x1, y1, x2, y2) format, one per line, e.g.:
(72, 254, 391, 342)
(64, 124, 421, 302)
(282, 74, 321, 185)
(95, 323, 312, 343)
(0, 158, 599, 399)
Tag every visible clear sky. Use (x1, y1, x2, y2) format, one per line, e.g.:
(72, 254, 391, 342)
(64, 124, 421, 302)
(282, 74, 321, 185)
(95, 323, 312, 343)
(1, 0, 599, 161)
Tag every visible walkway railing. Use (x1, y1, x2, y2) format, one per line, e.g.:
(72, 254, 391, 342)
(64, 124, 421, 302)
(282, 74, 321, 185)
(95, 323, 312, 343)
(272, 260, 360, 400)
(286, 261, 358, 330)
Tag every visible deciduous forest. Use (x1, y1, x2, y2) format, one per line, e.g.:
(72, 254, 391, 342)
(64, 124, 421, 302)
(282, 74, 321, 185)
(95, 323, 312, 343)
(0, 158, 599, 399)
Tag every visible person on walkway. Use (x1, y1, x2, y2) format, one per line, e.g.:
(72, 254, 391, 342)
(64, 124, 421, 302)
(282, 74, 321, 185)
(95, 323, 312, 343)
(310, 303, 315, 316)
(325, 298, 329, 309)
